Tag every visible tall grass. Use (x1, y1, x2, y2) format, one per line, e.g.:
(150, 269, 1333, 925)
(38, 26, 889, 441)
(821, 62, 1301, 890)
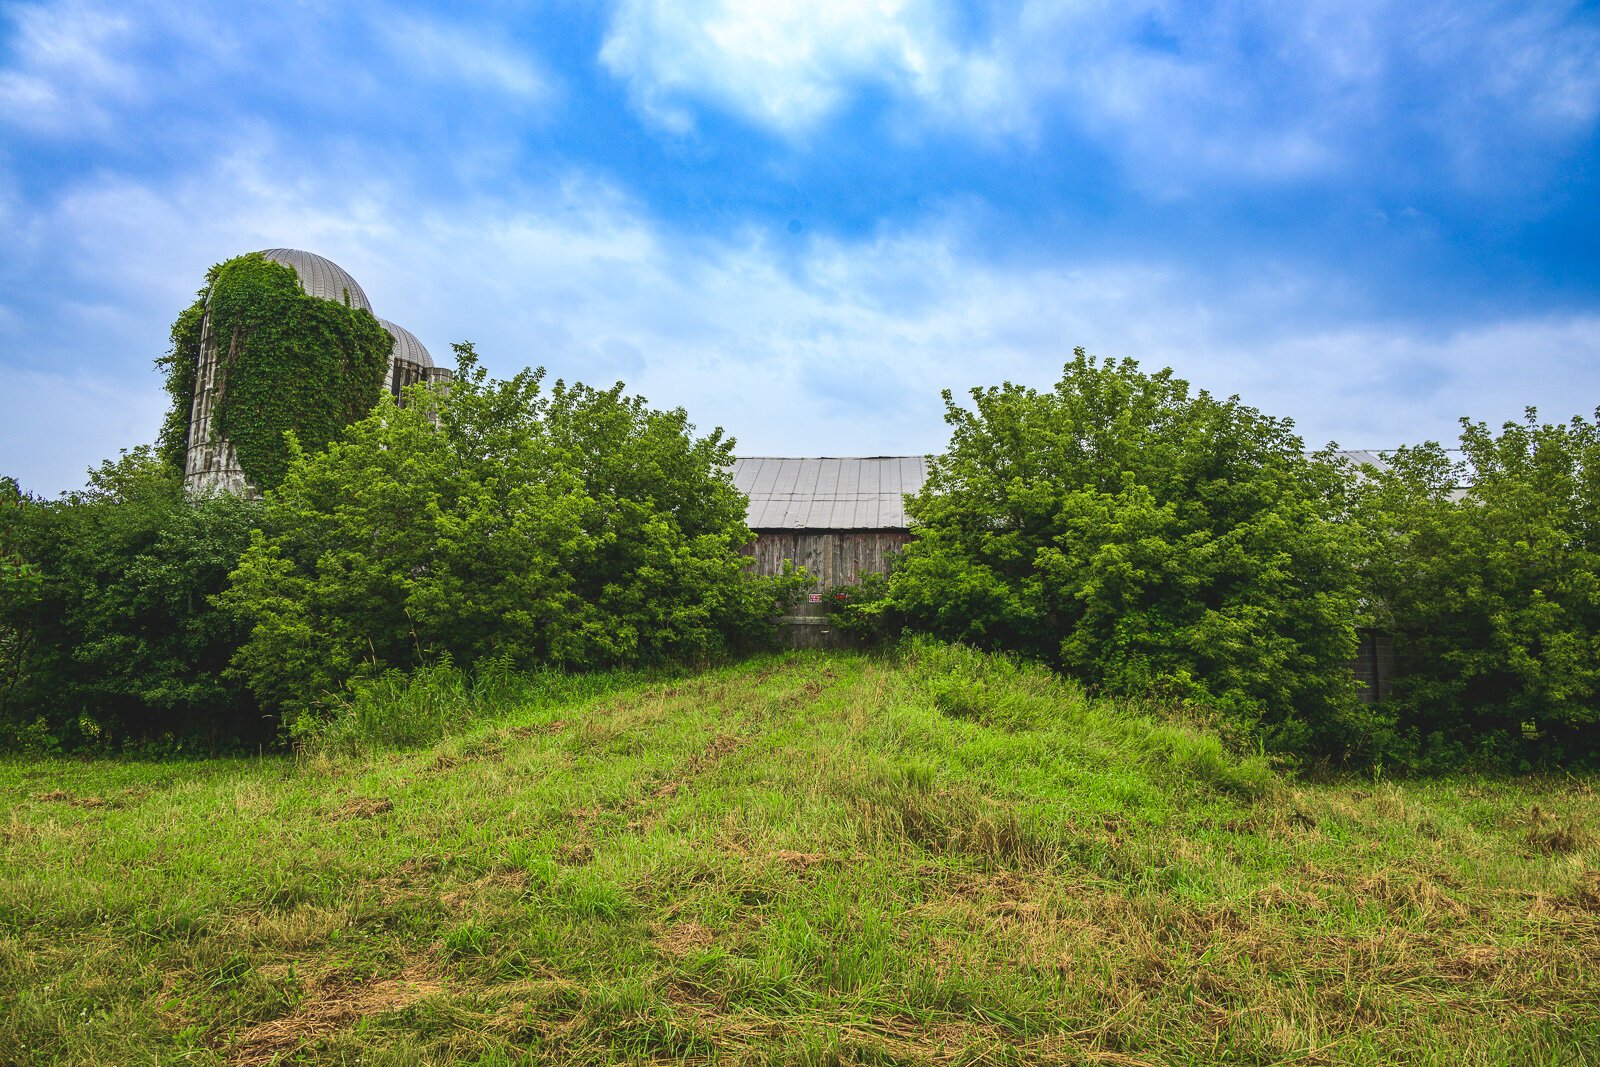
(899, 637, 1277, 797)
(295, 659, 669, 756)
(2, 644, 1595, 1064)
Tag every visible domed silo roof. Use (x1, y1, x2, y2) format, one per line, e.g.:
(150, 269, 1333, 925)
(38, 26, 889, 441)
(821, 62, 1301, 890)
(257, 248, 373, 312)
(376, 318, 434, 368)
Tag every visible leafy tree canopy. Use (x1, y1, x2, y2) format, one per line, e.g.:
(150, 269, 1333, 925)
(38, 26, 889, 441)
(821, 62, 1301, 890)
(1357, 409, 1600, 767)
(223, 345, 802, 718)
(0, 451, 260, 751)
(846, 350, 1367, 751)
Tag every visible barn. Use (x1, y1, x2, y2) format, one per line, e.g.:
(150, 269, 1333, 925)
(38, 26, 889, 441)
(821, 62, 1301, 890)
(731, 456, 926, 648)
(731, 451, 1394, 701)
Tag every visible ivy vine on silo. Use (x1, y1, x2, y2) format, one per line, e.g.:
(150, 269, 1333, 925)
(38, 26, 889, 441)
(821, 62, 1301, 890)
(156, 254, 390, 490)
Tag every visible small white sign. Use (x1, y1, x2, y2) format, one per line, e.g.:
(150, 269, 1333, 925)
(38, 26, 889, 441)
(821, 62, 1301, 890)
(808, 593, 823, 603)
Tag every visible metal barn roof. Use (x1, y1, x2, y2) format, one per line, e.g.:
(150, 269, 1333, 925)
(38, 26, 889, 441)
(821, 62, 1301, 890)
(733, 451, 1391, 532)
(732, 456, 929, 530)
(1335, 449, 1389, 471)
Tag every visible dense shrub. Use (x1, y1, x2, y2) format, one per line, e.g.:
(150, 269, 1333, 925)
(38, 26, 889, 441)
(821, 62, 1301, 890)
(840, 351, 1369, 753)
(0, 452, 260, 751)
(1357, 410, 1600, 768)
(223, 346, 803, 716)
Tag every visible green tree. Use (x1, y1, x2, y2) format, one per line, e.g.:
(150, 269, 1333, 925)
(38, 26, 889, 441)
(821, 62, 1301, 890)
(1358, 410, 1600, 767)
(0, 477, 42, 731)
(0, 453, 260, 751)
(848, 350, 1367, 749)
(223, 346, 799, 717)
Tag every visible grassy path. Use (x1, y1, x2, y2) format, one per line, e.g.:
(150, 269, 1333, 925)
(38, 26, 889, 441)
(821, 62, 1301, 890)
(2, 645, 1597, 1064)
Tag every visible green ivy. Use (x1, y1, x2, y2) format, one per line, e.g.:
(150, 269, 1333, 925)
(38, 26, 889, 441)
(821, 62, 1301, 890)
(155, 274, 210, 477)
(156, 254, 391, 491)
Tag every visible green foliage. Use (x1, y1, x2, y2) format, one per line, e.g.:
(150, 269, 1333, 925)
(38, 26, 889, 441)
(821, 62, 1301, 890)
(0, 451, 260, 751)
(843, 350, 1367, 752)
(294, 658, 664, 756)
(1358, 410, 1600, 768)
(223, 345, 804, 717)
(154, 286, 207, 476)
(0, 477, 43, 739)
(154, 253, 391, 490)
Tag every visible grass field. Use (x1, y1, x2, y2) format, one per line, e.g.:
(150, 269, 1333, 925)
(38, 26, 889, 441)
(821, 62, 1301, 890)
(2, 643, 1598, 1065)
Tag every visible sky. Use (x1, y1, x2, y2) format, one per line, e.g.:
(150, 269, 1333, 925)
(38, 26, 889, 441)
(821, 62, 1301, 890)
(2, 0, 1598, 496)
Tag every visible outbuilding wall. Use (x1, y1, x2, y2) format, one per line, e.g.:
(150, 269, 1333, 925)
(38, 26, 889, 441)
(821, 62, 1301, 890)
(745, 529, 910, 649)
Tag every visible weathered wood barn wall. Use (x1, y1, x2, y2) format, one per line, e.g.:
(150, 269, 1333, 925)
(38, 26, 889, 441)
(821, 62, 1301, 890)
(732, 453, 1393, 702)
(731, 457, 925, 649)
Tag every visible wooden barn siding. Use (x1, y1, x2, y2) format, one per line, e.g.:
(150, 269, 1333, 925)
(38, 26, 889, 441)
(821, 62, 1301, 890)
(745, 530, 909, 647)
(745, 530, 911, 596)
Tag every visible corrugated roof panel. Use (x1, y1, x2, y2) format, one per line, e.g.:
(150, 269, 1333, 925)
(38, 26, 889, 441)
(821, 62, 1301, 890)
(748, 457, 779, 498)
(772, 459, 801, 499)
(751, 498, 782, 529)
(1336, 449, 1389, 471)
(817, 459, 848, 528)
(859, 457, 881, 497)
(799, 457, 822, 497)
(731, 457, 928, 531)
(839, 458, 861, 497)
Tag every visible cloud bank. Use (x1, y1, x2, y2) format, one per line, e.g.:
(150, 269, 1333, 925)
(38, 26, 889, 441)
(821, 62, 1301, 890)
(1, 0, 1596, 494)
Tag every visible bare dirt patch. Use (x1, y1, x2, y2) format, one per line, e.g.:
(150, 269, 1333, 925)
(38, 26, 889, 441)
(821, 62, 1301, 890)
(773, 849, 829, 871)
(509, 718, 568, 739)
(652, 733, 747, 800)
(1561, 871, 1600, 912)
(441, 869, 527, 909)
(229, 964, 442, 1066)
(555, 841, 594, 865)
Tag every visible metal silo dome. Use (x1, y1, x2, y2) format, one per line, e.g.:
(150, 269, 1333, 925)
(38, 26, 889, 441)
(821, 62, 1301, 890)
(257, 248, 373, 312)
(376, 318, 434, 369)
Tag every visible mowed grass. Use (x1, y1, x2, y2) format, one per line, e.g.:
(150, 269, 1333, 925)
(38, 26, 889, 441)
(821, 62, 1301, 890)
(2, 643, 1598, 1066)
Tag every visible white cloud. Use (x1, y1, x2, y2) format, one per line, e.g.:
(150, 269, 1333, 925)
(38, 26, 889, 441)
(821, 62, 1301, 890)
(5, 143, 1600, 494)
(600, 0, 1600, 184)
(600, 0, 1028, 136)
(379, 16, 551, 101)
(0, 1, 560, 151)
(0, 0, 140, 134)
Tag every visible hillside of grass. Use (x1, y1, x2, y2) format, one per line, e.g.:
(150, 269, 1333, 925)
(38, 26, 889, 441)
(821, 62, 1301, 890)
(2, 643, 1598, 1065)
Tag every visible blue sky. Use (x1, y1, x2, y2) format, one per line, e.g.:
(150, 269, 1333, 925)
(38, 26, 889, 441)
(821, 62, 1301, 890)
(2, 0, 1597, 495)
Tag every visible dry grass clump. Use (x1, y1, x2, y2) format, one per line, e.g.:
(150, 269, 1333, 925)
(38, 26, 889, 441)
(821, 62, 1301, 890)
(230, 964, 443, 1066)
(1523, 803, 1592, 854)
(328, 795, 394, 820)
